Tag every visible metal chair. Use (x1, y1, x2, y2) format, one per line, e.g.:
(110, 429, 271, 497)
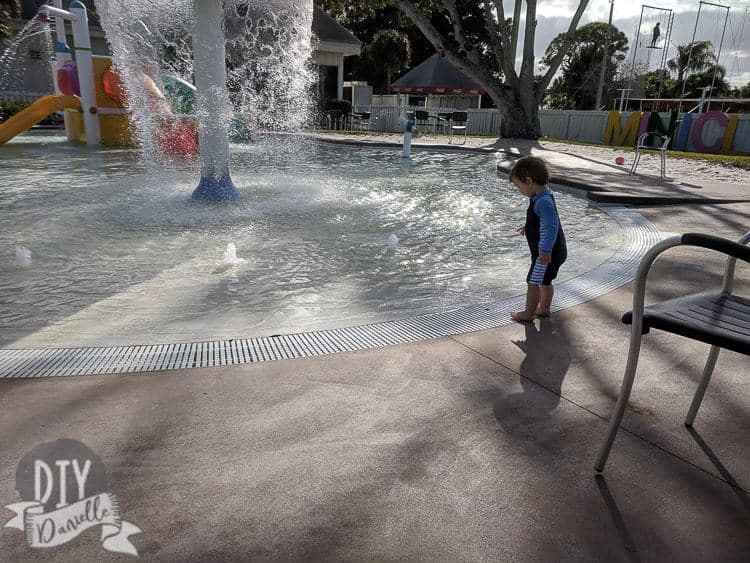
(414, 110, 433, 133)
(630, 131, 670, 181)
(448, 111, 468, 144)
(324, 109, 344, 130)
(351, 111, 372, 131)
(595, 231, 750, 472)
(435, 112, 452, 135)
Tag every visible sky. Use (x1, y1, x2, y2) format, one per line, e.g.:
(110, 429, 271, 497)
(519, 0, 750, 88)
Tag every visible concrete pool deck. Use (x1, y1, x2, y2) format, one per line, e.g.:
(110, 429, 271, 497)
(0, 140, 748, 561)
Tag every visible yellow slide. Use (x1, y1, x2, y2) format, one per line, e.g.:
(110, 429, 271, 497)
(0, 94, 81, 144)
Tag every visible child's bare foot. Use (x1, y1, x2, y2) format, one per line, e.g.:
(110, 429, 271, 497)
(534, 308, 551, 317)
(511, 311, 535, 323)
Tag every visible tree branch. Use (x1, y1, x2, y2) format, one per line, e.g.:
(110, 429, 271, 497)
(509, 0, 522, 64)
(484, 0, 517, 85)
(536, 0, 590, 101)
(518, 0, 537, 86)
(442, 0, 465, 48)
(442, 0, 480, 65)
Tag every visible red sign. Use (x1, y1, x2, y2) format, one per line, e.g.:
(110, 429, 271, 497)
(391, 86, 484, 95)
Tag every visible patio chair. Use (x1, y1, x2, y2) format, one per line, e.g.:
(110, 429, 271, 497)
(595, 230, 750, 472)
(630, 131, 670, 181)
(435, 112, 452, 135)
(449, 111, 468, 144)
(351, 111, 372, 131)
(325, 109, 344, 130)
(414, 110, 433, 133)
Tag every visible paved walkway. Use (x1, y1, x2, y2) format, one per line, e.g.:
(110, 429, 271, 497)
(1, 138, 748, 561)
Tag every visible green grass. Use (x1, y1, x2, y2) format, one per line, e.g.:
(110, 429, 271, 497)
(540, 136, 750, 170)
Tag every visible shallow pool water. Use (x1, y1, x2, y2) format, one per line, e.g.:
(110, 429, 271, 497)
(0, 132, 623, 347)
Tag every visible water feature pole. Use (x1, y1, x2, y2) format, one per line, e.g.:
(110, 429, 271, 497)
(399, 112, 414, 159)
(39, 1, 100, 146)
(191, 0, 240, 202)
(51, 0, 74, 140)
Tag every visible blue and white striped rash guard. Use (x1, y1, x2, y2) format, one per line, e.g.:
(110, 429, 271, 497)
(532, 189, 559, 255)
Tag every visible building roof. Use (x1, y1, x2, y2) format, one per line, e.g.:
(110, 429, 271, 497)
(19, 1, 361, 49)
(391, 54, 484, 95)
(312, 6, 361, 47)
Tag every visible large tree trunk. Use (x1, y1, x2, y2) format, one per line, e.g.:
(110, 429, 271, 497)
(486, 86, 540, 138)
(396, 0, 588, 140)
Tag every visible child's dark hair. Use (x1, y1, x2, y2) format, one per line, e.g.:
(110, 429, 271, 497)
(509, 156, 549, 185)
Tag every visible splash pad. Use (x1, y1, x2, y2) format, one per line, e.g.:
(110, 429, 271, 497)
(0, 2, 643, 359)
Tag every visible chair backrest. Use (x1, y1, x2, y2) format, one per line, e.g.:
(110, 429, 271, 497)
(415, 110, 430, 121)
(360, 111, 371, 120)
(638, 131, 670, 149)
(452, 111, 468, 123)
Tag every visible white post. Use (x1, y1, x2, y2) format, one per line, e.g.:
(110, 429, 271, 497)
(337, 60, 344, 100)
(51, 0, 70, 92)
(69, 1, 100, 146)
(399, 113, 412, 159)
(191, 0, 240, 201)
(698, 86, 711, 114)
(52, 0, 74, 139)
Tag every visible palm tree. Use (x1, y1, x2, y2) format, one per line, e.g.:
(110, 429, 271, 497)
(667, 40, 716, 83)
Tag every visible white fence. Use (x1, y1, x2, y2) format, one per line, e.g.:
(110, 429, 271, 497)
(341, 107, 749, 153)
(540, 110, 608, 144)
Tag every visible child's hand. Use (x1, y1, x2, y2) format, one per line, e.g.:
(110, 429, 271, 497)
(517, 225, 526, 236)
(538, 252, 551, 264)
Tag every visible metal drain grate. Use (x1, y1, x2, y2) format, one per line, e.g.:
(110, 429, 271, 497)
(0, 207, 662, 379)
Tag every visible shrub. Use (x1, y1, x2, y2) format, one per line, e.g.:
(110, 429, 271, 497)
(0, 100, 30, 122)
(324, 98, 352, 115)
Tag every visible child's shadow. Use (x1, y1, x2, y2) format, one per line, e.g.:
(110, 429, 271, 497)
(492, 319, 572, 439)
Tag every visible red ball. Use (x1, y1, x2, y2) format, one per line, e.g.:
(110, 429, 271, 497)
(615, 156, 625, 165)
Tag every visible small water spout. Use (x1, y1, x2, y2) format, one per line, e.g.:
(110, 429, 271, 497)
(387, 233, 399, 250)
(222, 242, 245, 264)
(15, 246, 32, 267)
(213, 242, 245, 273)
(471, 208, 483, 231)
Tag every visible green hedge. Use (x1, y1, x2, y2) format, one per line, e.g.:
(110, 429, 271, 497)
(0, 100, 30, 122)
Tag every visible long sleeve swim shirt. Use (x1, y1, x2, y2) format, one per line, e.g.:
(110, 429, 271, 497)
(530, 190, 560, 254)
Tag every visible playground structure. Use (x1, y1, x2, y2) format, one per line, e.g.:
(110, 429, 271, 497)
(679, 1, 730, 113)
(627, 4, 675, 109)
(0, 0, 199, 155)
(622, 1, 740, 114)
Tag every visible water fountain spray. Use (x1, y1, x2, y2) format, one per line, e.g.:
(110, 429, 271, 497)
(190, 0, 240, 202)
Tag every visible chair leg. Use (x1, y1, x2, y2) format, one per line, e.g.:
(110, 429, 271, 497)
(685, 345, 720, 427)
(595, 332, 644, 472)
(659, 151, 665, 182)
(630, 150, 641, 176)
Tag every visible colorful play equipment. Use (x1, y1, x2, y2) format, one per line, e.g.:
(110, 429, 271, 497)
(0, 0, 200, 156)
